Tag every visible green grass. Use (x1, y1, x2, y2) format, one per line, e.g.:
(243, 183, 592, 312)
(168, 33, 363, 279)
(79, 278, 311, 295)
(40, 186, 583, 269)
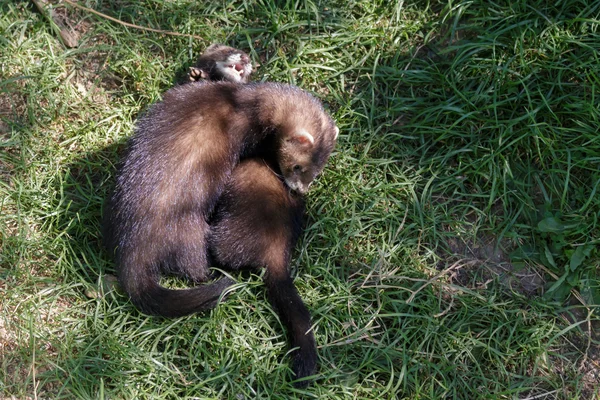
(1, 0, 599, 398)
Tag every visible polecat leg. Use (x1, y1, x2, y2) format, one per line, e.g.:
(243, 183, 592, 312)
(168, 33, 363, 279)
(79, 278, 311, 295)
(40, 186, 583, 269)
(263, 263, 317, 387)
(207, 160, 315, 386)
(188, 67, 202, 81)
(188, 67, 210, 82)
(166, 219, 211, 283)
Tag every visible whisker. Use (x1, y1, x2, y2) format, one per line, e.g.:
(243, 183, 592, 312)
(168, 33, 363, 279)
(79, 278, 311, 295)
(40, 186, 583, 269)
(262, 159, 283, 179)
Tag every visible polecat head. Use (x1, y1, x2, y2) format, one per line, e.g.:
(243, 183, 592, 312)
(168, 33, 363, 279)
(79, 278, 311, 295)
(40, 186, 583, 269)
(194, 44, 253, 83)
(277, 113, 339, 195)
(243, 83, 338, 194)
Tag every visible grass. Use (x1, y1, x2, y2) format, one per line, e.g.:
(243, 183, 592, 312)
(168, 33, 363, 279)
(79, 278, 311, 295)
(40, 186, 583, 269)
(1, 0, 599, 398)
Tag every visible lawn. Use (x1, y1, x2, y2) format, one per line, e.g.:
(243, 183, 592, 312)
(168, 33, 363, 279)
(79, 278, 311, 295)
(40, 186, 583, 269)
(1, 0, 599, 398)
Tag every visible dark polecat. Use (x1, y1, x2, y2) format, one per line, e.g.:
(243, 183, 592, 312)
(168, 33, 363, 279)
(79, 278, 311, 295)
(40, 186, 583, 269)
(207, 158, 316, 383)
(187, 44, 253, 84)
(106, 80, 337, 345)
(106, 47, 337, 384)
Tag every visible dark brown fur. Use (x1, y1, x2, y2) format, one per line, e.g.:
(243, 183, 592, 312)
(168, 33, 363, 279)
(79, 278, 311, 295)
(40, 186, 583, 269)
(190, 44, 324, 383)
(186, 45, 324, 385)
(207, 158, 316, 383)
(105, 81, 336, 384)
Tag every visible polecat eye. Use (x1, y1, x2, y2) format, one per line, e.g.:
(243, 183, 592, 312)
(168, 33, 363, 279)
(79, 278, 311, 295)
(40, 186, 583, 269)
(293, 165, 301, 171)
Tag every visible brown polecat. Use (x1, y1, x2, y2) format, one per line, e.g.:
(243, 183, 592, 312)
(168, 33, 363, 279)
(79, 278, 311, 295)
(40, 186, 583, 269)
(207, 158, 316, 384)
(187, 44, 253, 83)
(106, 48, 336, 386)
(106, 80, 337, 316)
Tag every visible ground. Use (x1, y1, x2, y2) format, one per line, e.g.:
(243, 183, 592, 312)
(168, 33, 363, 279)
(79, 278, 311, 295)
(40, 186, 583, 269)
(1, 0, 599, 398)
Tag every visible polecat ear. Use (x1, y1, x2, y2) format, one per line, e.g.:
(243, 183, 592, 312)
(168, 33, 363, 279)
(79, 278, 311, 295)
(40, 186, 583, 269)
(291, 129, 315, 146)
(205, 43, 222, 52)
(334, 126, 339, 140)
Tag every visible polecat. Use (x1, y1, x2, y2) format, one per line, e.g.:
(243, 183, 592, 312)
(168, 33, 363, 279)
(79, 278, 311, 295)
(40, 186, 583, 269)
(106, 80, 337, 316)
(187, 44, 253, 84)
(106, 49, 337, 386)
(207, 158, 316, 384)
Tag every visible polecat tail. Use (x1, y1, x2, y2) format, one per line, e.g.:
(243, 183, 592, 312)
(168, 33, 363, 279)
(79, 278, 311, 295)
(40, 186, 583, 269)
(123, 273, 235, 318)
(264, 270, 317, 388)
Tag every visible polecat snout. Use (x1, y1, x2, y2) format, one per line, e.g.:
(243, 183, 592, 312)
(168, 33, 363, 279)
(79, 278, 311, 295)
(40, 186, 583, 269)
(188, 44, 253, 83)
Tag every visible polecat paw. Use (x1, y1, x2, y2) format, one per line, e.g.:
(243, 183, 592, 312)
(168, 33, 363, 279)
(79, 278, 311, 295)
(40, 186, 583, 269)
(188, 67, 202, 81)
(291, 346, 318, 388)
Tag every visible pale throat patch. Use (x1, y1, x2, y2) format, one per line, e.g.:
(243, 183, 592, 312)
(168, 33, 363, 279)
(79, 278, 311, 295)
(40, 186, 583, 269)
(215, 53, 252, 82)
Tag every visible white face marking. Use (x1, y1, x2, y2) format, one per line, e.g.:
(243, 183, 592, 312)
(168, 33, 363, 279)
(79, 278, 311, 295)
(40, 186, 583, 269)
(284, 179, 310, 195)
(226, 54, 242, 63)
(215, 54, 253, 83)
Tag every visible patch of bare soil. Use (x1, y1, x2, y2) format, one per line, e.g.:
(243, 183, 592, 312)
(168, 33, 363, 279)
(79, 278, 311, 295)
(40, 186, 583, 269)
(46, 0, 121, 103)
(0, 315, 17, 356)
(579, 342, 600, 399)
(0, 295, 23, 382)
(0, 82, 27, 126)
(544, 331, 600, 399)
(35, 0, 92, 49)
(441, 233, 545, 296)
(0, 82, 27, 186)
